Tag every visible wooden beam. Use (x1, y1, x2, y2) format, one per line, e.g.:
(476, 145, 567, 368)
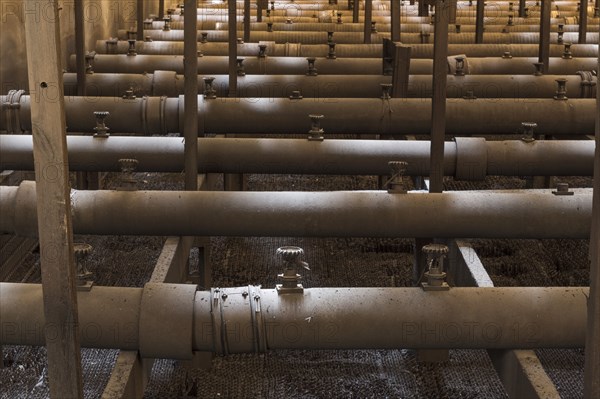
(429, 0, 449, 193)
(228, 0, 238, 95)
(137, 0, 144, 43)
(538, 0, 551, 74)
(363, 0, 373, 43)
(475, 0, 484, 43)
(184, 0, 198, 191)
(74, 0, 86, 96)
(391, 0, 401, 42)
(579, 0, 588, 44)
(158, 0, 165, 19)
(583, 39, 600, 399)
(353, 0, 360, 22)
(244, 0, 251, 42)
(23, 1, 83, 397)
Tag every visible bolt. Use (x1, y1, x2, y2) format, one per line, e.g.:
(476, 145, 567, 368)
(306, 57, 318, 76)
(127, 39, 137, 56)
(93, 111, 110, 138)
(74, 243, 93, 286)
(502, 51, 513, 59)
(533, 62, 544, 76)
(221, 293, 228, 299)
(371, 21, 377, 33)
(337, 12, 343, 24)
(521, 121, 538, 142)
(454, 56, 465, 76)
(289, 90, 303, 100)
(387, 161, 408, 193)
(236, 58, 246, 76)
(455, 24, 461, 33)
(258, 44, 267, 57)
(554, 78, 568, 100)
(327, 31, 334, 43)
(308, 114, 324, 141)
(242, 291, 248, 298)
(327, 42, 336, 59)
(422, 243, 449, 288)
(380, 83, 392, 100)
(201, 32, 208, 43)
(562, 42, 573, 59)
(203, 76, 217, 99)
(162, 17, 171, 31)
(267, 22, 273, 32)
(118, 158, 139, 191)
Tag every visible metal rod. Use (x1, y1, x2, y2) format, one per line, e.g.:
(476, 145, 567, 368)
(353, 0, 360, 22)
(364, 0, 373, 43)
(158, 0, 165, 19)
(0, 283, 588, 356)
(579, 0, 589, 44)
(1, 182, 593, 238)
(391, 0, 401, 41)
(475, 0, 485, 43)
(74, 0, 86, 97)
(23, 1, 83, 397)
(539, 0, 551, 73)
(137, 0, 144, 45)
(244, 0, 251, 42)
(518, 0, 526, 17)
(229, 0, 238, 96)
(184, 0, 199, 191)
(430, 0, 449, 193)
(0, 136, 594, 178)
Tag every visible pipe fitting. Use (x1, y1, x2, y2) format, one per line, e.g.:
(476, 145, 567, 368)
(237, 38, 244, 44)
(258, 44, 267, 58)
(455, 24, 461, 33)
(286, 18, 293, 24)
(553, 182, 574, 196)
(387, 161, 408, 194)
(509, 2, 514, 11)
(267, 22, 273, 32)
(507, 14, 514, 26)
(126, 30, 136, 41)
(327, 43, 336, 59)
(236, 58, 246, 76)
(122, 87, 136, 100)
(118, 158, 139, 191)
(74, 243, 94, 290)
(371, 21, 377, 33)
(562, 43, 573, 59)
(533, 62, 544, 76)
(380, 83, 392, 100)
(202, 77, 217, 99)
(143, 19, 153, 30)
(306, 57, 318, 76)
(266, 9, 271, 17)
(270, 1, 275, 10)
(349, 0, 354, 10)
(521, 121, 538, 142)
(502, 51, 513, 59)
(200, 32, 208, 43)
(275, 246, 308, 294)
(327, 31, 334, 43)
(430, 14, 435, 25)
(337, 12, 343, 24)
(595, 7, 599, 17)
(127, 39, 137, 56)
(308, 114, 324, 141)
(85, 51, 96, 74)
(93, 111, 110, 138)
(463, 90, 477, 100)
(554, 78, 568, 100)
(524, 7, 529, 17)
(162, 17, 171, 31)
(557, 31, 564, 44)
(145, 36, 153, 42)
(289, 90, 303, 100)
(421, 244, 449, 291)
(454, 56, 465, 76)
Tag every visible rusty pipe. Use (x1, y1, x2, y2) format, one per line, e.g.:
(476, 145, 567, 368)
(0, 182, 592, 238)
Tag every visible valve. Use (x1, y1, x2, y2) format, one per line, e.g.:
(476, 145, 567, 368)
(118, 158, 139, 191)
(93, 111, 110, 138)
(85, 51, 96, 74)
(162, 17, 171, 31)
(562, 42, 573, 59)
(327, 31, 334, 43)
(421, 244, 449, 291)
(306, 57, 318, 76)
(275, 246, 308, 294)
(267, 22, 273, 32)
(258, 44, 267, 57)
(455, 24, 461, 33)
(533, 62, 544, 76)
(203, 76, 217, 99)
(454, 56, 465, 76)
(201, 32, 208, 43)
(236, 58, 246, 76)
(502, 51, 513, 59)
(554, 78, 568, 100)
(509, 1, 513, 11)
(380, 83, 392, 100)
(327, 42, 336, 59)
(270, 1, 274, 10)
(122, 86, 136, 100)
(127, 39, 137, 56)
(266, 9, 271, 18)
(507, 14, 514, 26)
(308, 114, 324, 141)
(74, 242, 94, 290)
(521, 121, 538, 142)
(371, 21, 377, 33)
(386, 161, 408, 194)
(289, 90, 303, 100)
(337, 12, 343, 24)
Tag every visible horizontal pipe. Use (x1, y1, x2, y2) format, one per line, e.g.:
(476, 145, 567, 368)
(0, 182, 592, 238)
(1, 96, 595, 136)
(77, 53, 598, 76)
(0, 136, 594, 178)
(0, 283, 587, 356)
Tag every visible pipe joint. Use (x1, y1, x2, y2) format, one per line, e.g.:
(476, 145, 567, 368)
(306, 57, 318, 76)
(327, 43, 336, 59)
(386, 161, 408, 194)
(421, 244, 450, 291)
(93, 111, 110, 138)
(203, 77, 217, 99)
(308, 114, 324, 141)
(562, 42, 573, 59)
(554, 78, 569, 100)
(276, 246, 308, 294)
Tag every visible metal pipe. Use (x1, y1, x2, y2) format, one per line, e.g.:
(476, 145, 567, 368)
(364, 0, 373, 43)
(579, 0, 589, 43)
(229, 0, 238, 96)
(60, 73, 597, 99)
(1, 182, 592, 238)
(137, 0, 144, 44)
(0, 136, 594, 178)
(71, 53, 600, 75)
(391, 0, 401, 41)
(74, 0, 86, 97)
(475, 0, 484, 43)
(539, 0, 551, 74)
(0, 283, 588, 356)
(184, 0, 199, 190)
(1, 96, 596, 136)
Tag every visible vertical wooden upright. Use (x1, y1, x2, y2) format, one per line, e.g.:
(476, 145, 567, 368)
(475, 0, 484, 43)
(583, 38, 600, 399)
(429, 0, 449, 193)
(228, 0, 238, 96)
(353, 0, 360, 23)
(363, 0, 373, 43)
(23, 0, 83, 397)
(518, 0, 526, 17)
(158, 0, 165, 19)
(244, 0, 251, 42)
(74, 0, 86, 96)
(184, 0, 199, 191)
(579, 0, 588, 44)
(391, 0, 401, 42)
(538, 0, 551, 73)
(137, 0, 144, 42)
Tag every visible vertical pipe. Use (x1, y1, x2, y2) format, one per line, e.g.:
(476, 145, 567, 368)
(137, 0, 144, 45)
(391, 0, 401, 42)
(579, 0, 588, 44)
(75, 0, 86, 97)
(583, 34, 600, 399)
(23, 1, 83, 397)
(518, 0, 526, 17)
(475, 0, 484, 44)
(364, 0, 373, 44)
(353, 0, 360, 23)
(539, 0, 551, 74)
(158, 0, 165, 19)
(184, 0, 198, 191)
(429, 0, 449, 193)
(229, 0, 238, 96)
(244, 0, 251, 43)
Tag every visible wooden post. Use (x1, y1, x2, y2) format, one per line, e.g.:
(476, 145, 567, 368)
(184, 0, 198, 191)
(391, 0, 401, 42)
(23, 1, 83, 397)
(475, 0, 484, 43)
(579, 0, 588, 44)
(583, 38, 600, 399)
(448, 0, 457, 23)
(353, 0, 360, 23)
(158, 0, 165, 19)
(244, 0, 251, 42)
(418, 0, 429, 16)
(74, 0, 85, 97)
(363, 0, 373, 43)
(429, 0, 449, 193)
(518, 0, 526, 17)
(228, 0, 237, 96)
(137, 0, 144, 43)
(391, 44, 411, 98)
(538, 0, 551, 74)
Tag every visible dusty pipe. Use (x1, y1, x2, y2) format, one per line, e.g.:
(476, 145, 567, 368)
(97, 41, 599, 58)
(73, 53, 599, 75)
(0, 182, 592, 238)
(0, 283, 588, 355)
(0, 136, 594, 177)
(1, 96, 595, 136)
(61, 73, 597, 99)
